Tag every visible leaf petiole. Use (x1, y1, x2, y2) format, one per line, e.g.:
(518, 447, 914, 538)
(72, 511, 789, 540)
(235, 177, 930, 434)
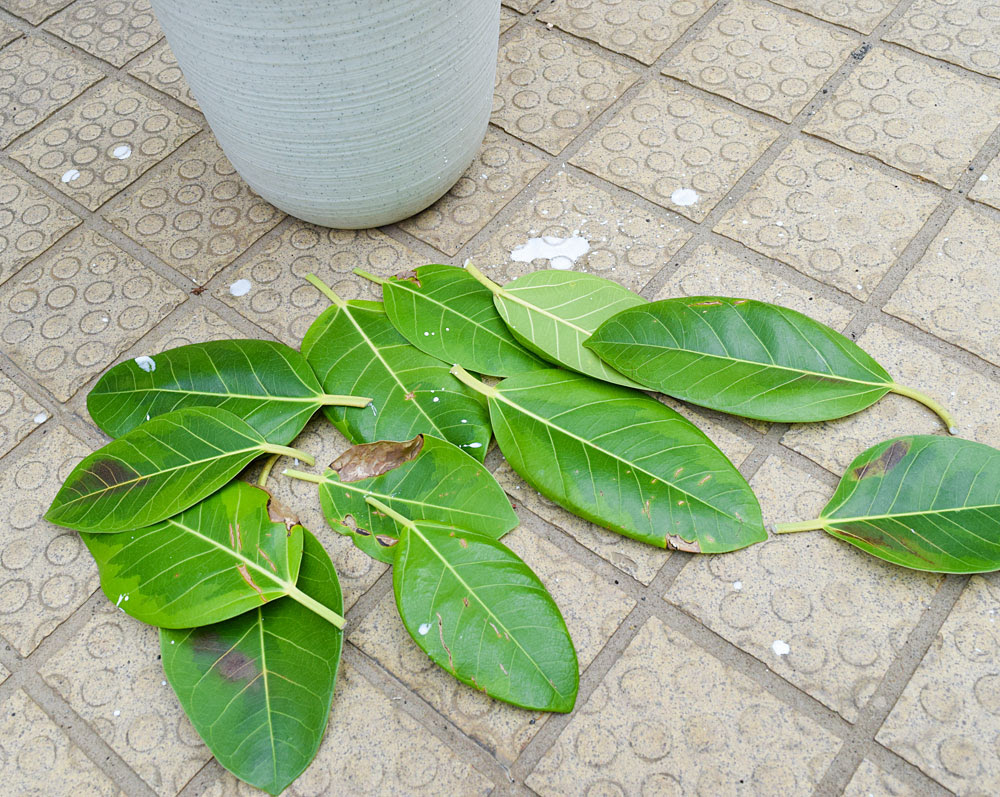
(449, 364, 498, 398)
(282, 468, 323, 484)
(257, 454, 280, 488)
(464, 262, 503, 296)
(288, 584, 345, 629)
(773, 519, 826, 534)
(320, 393, 372, 408)
(304, 273, 346, 308)
(260, 443, 315, 467)
(353, 268, 386, 286)
(888, 383, 957, 434)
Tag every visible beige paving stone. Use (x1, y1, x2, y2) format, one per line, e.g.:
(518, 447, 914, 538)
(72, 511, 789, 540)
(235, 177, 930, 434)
(843, 759, 918, 797)
(0, 37, 103, 148)
(492, 25, 637, 155)
(663, 0, 856, 122)
(350, 527, 634, 764)
(0, 164, 80, 287)
(9, 80, 200, 211)
(878, 575, 1000, 795)
(0, 228, 187, 402)
(41, 602, 211, 796)
(0, 424, 99, 656)
(969, 151, 1000, 211)
(214, 222, 419, 346)
(43, 0, 162, 68)
(768, 0, 896, 35)
(527, 615, 839, 795)
(104, 135, 284, 284)
(0, 369, 44, 457)
(0, 689, 122, 796)
(0, 21, 22, 49)
(126, 39, 199, 110)
(885, 206, 1000, 368)
(571, 79, 779, 222)
(782, 323, 999, 475)
(399, 129, 547, 256)
(667, 455, 941, 722)
(503, 0, 541, 13)
(886, 0, 1000, 81)
(715, 139, 940, 300)
(145, 304, 242, 352)
(538, 0, 716, 66)
(805, 47, 1000, 189)
(469, 170, 691, 288)
(0, 0, 72, 25)
(500, 6, 518, 34)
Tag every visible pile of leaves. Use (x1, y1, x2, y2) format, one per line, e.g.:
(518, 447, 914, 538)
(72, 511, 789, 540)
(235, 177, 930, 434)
(44, 262, 999, 793)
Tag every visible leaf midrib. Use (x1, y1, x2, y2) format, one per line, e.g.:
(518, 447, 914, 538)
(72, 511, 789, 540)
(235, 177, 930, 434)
(824, 503, 1000, 525)
(326, 477, 504, 523)
(94, 386, 323, 403)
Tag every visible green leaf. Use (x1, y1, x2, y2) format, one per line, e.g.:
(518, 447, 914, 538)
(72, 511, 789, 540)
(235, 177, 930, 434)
(466, 264, 645, 387)
(370, 497, 578, 712)
(46, 407, 314, 533)
(161, 530, 343, 795)
(775, 436, 1000, 573)
(286, 434, 518, 564)
(452, 366, 765, 553)
(356, 264, 546, 377)
(586, 296, 957, 428)
(88, 339, 370, 444)
(301, 275, 491, 461)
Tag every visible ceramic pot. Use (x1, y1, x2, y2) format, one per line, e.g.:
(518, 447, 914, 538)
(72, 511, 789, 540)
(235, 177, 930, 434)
(150, 0, 500, 228)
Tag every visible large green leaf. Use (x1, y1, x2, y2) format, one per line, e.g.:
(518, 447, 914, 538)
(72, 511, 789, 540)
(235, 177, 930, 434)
(466, 264, 645, 387)
(775, 436, 1000, 573)
(301, 276, 491, 461)
(286, 434, 518, 564)
(88, 339, 370, 444)
(46, 407, 313, 533)
(356, 264, 546, 377)
(161, 530, 343, 795)
(586, 296, 956, 428)
(371, 497, 577, 712)
(453, 366, 765, 552)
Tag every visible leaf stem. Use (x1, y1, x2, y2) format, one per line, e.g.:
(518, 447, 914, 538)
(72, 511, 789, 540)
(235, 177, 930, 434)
(288, 584, 345, 629)
(773, 518, 827, 534)
(282, 468, 324, 484)
(464, 261, 503, 296)
(888, 383, 957, 434)
(364, 496, 415, 530)
(320, 393, 372, 408)
(304, 273, 346, 308)
(257, 454, 279, 487)
(353, 268, 386, 286)
(449, 364, 498, 398)
(260, 444, 315, 467)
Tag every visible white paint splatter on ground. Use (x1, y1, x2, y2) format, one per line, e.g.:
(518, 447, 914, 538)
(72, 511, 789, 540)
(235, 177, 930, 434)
(34, 412, 48, 424)
(134, 356, 156, 372)
(61, 169, 81, 183)
(772, 640, 790, 656)
(510, 235, 590, 270)
(670, 188, 699, 207)
(112, 144, 132, 159)
(229, 278, 252, 297)
(418, 622, 432, 635)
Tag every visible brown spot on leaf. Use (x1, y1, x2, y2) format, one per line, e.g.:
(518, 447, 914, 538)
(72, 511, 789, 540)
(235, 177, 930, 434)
(437, 613, 454, 670)
(392, 269, 421, 287)
(853, 439, 911, 480)
(375, 534, 397, 548)
(237, 564, 267, 602)
(689, 300, 723, 306)
(664, 533, 701, 553)
(403, 391, 415, 401)
(264, 490, 299, 531)
(192, 633, 259, 683)
(331, 436, 424, 482)
(70, 457, 141, 496)
(462, 597, 469, 607)
(459, 538, 468, 548)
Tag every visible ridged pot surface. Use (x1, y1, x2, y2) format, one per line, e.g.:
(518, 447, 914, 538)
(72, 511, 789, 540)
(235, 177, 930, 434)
(150, 0, 500, 228)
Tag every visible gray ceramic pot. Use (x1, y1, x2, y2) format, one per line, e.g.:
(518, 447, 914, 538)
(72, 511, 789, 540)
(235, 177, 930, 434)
(150, 0, 500, 228)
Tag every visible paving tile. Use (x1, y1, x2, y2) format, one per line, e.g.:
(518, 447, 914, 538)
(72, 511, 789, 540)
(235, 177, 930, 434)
(492, 25, 637, 155)
(714, 139, 940, 300)
(126, 39, 199, 110)
(0, 228, 187, 402)
(468, 170, 691, 288)
(969, 151, 1000, 211)
(0, 21, 22, 49)
(878, 575, 1000, 795)
(0, 0, 72, 24)
(503, 0, 541, 13)
(398, 129, 547, 256)
(9, 80, 200, 211)
(537, 0, 716, 66)
(886, 0, 1000, 81)
(667, 455, 941, 721)
(885, 206, 1000, 367)
(41, 601, 211, 796)
(782, 323, 1000, 475)
(350, 527, 634, 764)
(663, 0, 856, 122)
(0, 37, 103, 148)
(0, 689, 122, 796)
(104, 135, 284, 284)
(145, 304, 242, 352)
(43, 0, 162, 68)
(805, 47, 1000, 189)
(500, 6, 518, 34)
(526, 615, 839, 795)
(571, 79, 779, 222)
(0, 369, 45, 457)
(215, 222, 419, 346)
(0, 424, 99, 656)
(768, 0, 896, 35)
(843, 759, 918, 797)
(0, 164, 80, 287)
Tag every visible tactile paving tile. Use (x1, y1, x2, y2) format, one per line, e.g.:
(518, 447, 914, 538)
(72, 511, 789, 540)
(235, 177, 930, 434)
(0, 424, 99, 656)
(104, 135, 284, 285)
(0, 21, 22, 49)
(500, 6, 518, 34)
(399, 129, 547, 256)
(526, 615, 839, 795)
(0, 37, 103, 148)
(143, 304, 242, 353)
(350, 527, 635, 764)
(468, 170, 691, 289)
(0, 369, 45, 458)
(0, 0, 72, 25)
(0, 164, 80, 286)
(969, 151, 1000, 211)
(571, 79, 779, 222)
(714, 139, 941, 300)
(663, 0, 856, 122)
(492, 25, 637, 155)
(843, 759, 917, 797)
(805, 47, 1000, 189)
(878, 575, 1000, 795)
(43, 0, 162, 68)
(0, 228, 187, 402)
(768, 0, 897, 35)
(215, 222, 419, 346)
(126, 40, 200, 110)
(667, 455, 941, 722)
(9, 80, 199, 211)
(0, 689, 122, 796)
(503, 0, 542, 13)
(885, 206, 1000, 368)
(886, 0, 1000, 81)
(537, 0, 716, 66)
